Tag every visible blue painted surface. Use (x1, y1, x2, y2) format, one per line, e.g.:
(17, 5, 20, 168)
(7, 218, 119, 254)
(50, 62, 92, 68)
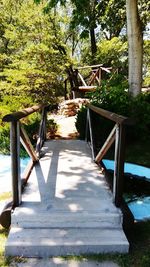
(0, 154, 30, 179)
(102, 159, 150, 181)
(128, 197, 150, 221)
(1, 155, 150, 221)
(102, 159, 150, 221)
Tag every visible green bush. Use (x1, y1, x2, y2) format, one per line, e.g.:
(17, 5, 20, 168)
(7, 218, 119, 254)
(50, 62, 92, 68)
(0, 103, 41, 155)
(76, 74, 150, 148)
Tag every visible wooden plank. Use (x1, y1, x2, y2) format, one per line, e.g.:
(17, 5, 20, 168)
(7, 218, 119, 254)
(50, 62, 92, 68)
(20, 125, 38, 162)
(101, 67, 112, 73)
(78, 72, 87, 86)
(98, 68, 101, 86)
(77, 64, 103, 69)
(21, 160, 35, 186)
(95, 125, 117, 163)
(87, 104, 132, 125)
(3, 104, 46, 122)
(78, 86, 97, 90)
(88, 69, 99, 86)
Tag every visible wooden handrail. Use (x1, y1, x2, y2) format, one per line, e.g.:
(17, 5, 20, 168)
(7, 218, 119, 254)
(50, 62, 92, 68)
(1, 104, 49, 226)
(87, 104, 132, 125)
(77, 64, 103, 69)
(86, 104, 133, 207)
(2, 104, 45, 122)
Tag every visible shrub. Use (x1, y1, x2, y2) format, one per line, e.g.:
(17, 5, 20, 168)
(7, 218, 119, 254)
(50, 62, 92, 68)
(0, 104, 41, 155)
(75, 106, 87, 140)
(47, 119, 58, 138)
(76, 74, 150, 147)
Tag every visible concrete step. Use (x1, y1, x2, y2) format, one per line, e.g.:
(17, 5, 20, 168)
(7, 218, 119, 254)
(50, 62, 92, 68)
(12, 210, 122, 229)
(5, 227, 129, 257)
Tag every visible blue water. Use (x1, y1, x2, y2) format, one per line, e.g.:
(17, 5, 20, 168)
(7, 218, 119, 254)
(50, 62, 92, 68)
(0, 154, 30, 179)
(103, 159, 150, 221)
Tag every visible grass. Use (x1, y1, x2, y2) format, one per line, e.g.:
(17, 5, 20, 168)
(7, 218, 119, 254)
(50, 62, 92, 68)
(0, 195, 150, 267)
(126, 138, 150, 167)
(0, 192, 12, 202)
(0, 192, 11, 267)
(0, 226, 11, 267)
(61, 221, 150, 267)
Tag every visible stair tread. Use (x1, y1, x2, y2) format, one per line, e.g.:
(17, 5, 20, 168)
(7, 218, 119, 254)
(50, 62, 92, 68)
(5, 227, 129, 256)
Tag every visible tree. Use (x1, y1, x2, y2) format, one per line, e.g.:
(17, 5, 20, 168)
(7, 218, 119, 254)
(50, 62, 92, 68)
(126, 0, 143, 96)
(0, 0, 69, 105)
(39, 0, 98, 57)
(97, 0, 126, 40)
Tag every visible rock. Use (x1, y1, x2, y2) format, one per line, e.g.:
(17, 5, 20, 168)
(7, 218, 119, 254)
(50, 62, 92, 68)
(59, 98, 90, 117)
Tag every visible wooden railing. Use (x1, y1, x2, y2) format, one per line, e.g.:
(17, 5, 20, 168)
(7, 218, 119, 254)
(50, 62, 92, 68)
(65, 64, 112, 98)
(0, 104, 48, 227)
(86, 104, 132, 207)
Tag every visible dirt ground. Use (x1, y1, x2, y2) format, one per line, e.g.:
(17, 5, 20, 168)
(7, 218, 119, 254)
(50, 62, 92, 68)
(48, 114, 79, 139)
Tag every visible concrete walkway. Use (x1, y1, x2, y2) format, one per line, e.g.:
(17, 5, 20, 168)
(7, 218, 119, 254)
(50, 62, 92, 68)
(6, 139, 128, 257)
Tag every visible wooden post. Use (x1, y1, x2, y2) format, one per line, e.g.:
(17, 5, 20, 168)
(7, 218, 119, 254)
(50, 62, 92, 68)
(113, 124, 126, 207)
(64, 79, 67, 100)
(98, 67, 101, 86)
(10, 121, 21, 207)
(88, 109, 95, 161)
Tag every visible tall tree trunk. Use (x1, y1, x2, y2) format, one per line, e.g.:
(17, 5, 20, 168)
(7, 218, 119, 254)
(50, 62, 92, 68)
(90, 27, 97, 56)
(126, 0, 143, 97)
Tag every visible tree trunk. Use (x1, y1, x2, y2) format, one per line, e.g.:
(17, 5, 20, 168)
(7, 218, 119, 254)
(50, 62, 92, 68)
(126, 0, 143, 97)
(90, 27, 97, 56)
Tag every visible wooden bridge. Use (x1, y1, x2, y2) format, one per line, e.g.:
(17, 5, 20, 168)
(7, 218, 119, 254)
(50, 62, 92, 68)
(1, 103, 131, 256)
(65, 64, 112, 98)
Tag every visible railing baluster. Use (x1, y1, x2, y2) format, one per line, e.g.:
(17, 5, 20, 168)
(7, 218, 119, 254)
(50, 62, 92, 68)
(85, 104, 132, 207)
(10, 121, 21, 207)
(88, 108, 95, 160)
(113, 124, 126, 207)
(85, 108, 89, 142)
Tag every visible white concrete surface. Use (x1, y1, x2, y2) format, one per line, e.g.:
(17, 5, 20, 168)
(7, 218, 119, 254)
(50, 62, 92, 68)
(6, 140, 129, 256)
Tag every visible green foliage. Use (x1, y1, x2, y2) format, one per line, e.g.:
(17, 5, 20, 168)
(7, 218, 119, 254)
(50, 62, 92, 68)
(143, 40, 150, 86)
(82, 37, 128, 71)
(0, 103, 41, 155)
(0, 0, 70, 105)
(76, 74, 150, 149)
(22, 113, 41, 146)
(97, 0, 126, 40)
(75, 106, 87, 140)
(96, 38, 128, 72)
(47, 118, 58, 137)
